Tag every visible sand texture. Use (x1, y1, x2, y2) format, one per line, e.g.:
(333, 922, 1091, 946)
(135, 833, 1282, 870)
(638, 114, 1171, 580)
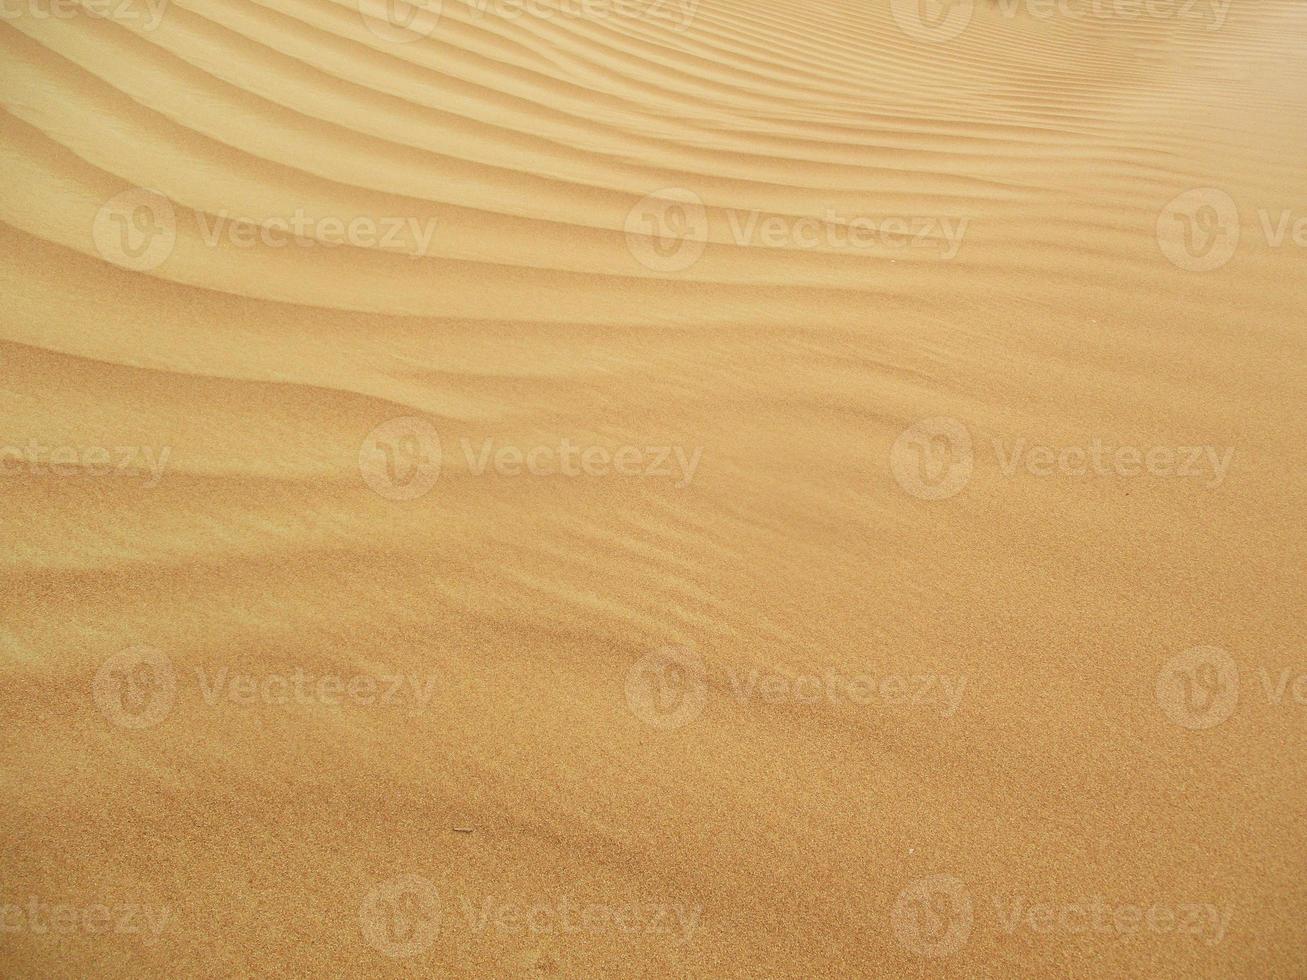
(1, 0, 1305, 975)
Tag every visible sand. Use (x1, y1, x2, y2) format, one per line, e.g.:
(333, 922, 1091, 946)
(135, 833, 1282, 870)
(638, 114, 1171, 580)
(1, 0, 1305, 975)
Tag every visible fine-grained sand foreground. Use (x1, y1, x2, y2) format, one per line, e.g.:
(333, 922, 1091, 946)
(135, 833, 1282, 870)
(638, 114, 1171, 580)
(1, 0, 1305, 975)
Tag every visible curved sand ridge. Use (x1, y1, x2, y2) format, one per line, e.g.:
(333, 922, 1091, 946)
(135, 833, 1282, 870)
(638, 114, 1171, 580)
(1, 0, 1305, 975)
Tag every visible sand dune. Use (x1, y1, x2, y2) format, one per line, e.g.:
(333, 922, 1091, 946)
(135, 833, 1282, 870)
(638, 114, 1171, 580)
(1, 0, 1305, 975)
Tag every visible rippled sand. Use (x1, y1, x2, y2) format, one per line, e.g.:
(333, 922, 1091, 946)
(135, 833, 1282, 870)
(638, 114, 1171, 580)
(2, 0, 1305, 975)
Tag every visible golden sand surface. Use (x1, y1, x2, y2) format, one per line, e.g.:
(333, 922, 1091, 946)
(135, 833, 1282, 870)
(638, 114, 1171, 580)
(1, 0, 1305, 975)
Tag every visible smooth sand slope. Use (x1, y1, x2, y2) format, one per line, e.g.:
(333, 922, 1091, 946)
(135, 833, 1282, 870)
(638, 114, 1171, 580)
(1, 0, 1305, 975)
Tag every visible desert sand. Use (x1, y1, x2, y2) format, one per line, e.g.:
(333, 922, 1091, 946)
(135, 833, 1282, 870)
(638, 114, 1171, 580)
(1, 0, 1305, 975)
